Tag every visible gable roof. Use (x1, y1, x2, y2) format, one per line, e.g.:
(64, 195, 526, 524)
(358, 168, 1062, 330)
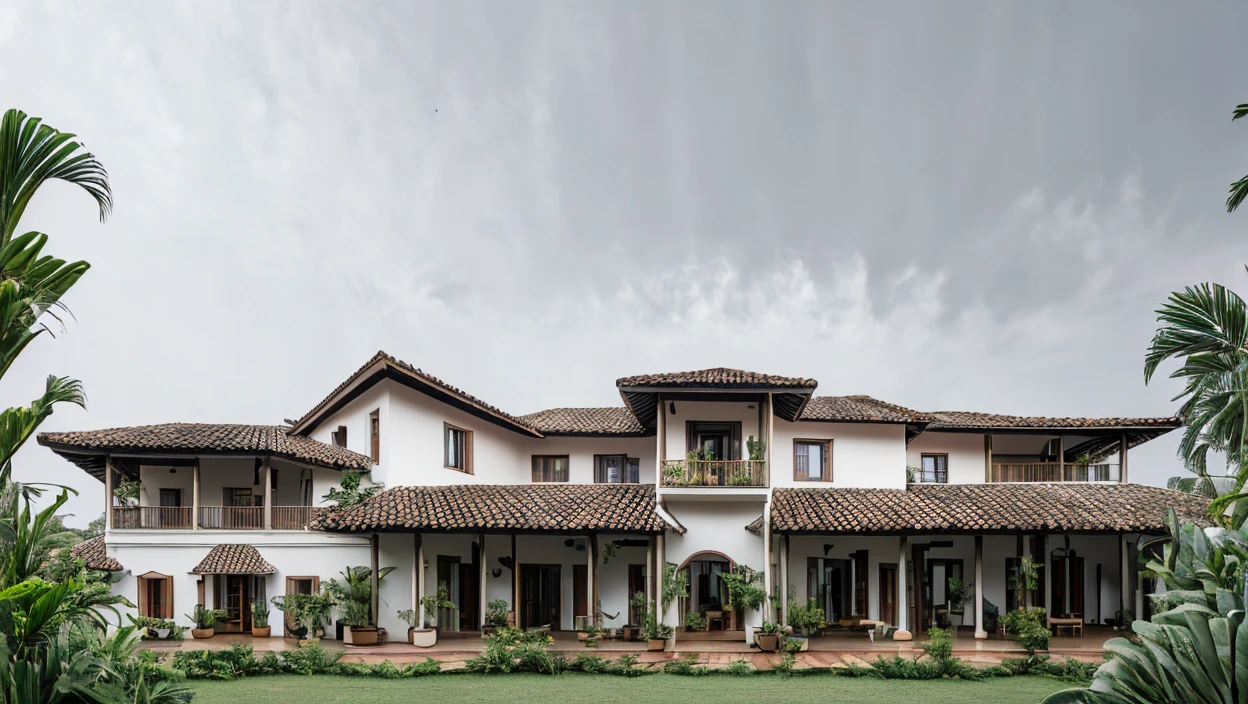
(69, 535, 122, 571)
(318, 483, 681, 535)
(291, 351, 543, 438)
(517, 407, 649, 436)
(38, 423, 374, 480)
(191, 544, 276, 575)
(798, 396, 928, 424)
(753, 483, 1210, 536)
(615, 367, 818, 390)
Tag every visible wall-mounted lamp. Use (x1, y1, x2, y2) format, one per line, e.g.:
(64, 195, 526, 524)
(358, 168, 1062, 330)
(669, 401, 676, 415)
(423, 559, 429, 569)
(491, 568, 502, 578)
(169, 468, 176, 474)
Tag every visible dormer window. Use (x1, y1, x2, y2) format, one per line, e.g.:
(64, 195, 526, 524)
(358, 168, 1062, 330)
(445, 422, 473, 473)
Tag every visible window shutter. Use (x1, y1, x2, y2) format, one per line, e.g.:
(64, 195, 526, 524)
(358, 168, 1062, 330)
(138, 578, 148, 617)
(162, 577, 173, 619)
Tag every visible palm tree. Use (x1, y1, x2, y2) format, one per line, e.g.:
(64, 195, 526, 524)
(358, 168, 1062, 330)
(1230, 102, 1248, 213)
(1144, 279, 1248, 523)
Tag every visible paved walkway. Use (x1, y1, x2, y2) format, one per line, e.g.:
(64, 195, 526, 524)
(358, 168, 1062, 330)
(142, 627, 1109, 670)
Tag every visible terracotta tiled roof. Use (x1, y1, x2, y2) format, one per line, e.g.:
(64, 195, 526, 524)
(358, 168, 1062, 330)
(39, 424, 374, 471)
(616, 367, 817, 390)
(191, 544, 276, 575)
(318, 483, 681, 534)
(799, 396, 927, 423)
(925, 411, 1181, 431)
(292, 351, 542, 437)
(69, 535, 122, 571)
(752, 484, 1210, 536)
(517, 407, 648, 435)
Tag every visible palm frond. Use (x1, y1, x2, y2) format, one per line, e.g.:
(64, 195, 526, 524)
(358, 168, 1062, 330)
(1233, 103, 1248, 121)
(0, 109, 112, 244)
(1145, 283, 1248, 383)
(1229, 175, 1248, 214)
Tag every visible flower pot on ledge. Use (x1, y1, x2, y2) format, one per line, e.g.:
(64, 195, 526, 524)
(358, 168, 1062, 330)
(252, 626, 271, 638)
(191, 628, 214, 639)
(647, 638, 665, 651)
(755, 633, 780, 652)
(349, 625, 380, 646)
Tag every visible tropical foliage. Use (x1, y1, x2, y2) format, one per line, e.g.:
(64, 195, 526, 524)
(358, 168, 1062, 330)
(327, 564, 394, 626)
(1229, 102, 1248, 213)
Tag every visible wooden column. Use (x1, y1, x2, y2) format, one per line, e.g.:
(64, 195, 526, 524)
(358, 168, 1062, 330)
(511, 534, 518, 626)
(370, 533, 380, 625)
(1057, 436, 1065, 481)
(655, 533, 665, 626)
(1120, 534, 1130, 622)
(1041, 534, 1051, 616)
(104, 456, 114, 530)
(974, 535, 986, 638)
(262, 458, 273, 530)
(1120, 434, 1129, 483)
(192, 459, 200, 530)
(479, 534, 487, 632)
(984, 435, 993, 483)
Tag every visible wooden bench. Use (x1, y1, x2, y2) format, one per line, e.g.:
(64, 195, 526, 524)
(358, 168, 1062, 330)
(1048, 616, 1083, 637)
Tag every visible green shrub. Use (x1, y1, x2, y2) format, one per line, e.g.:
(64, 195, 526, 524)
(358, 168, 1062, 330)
(1032, 656, 1096, 682)
(607, 654, 648, 677)
(280, 644, 342, 675)
(663, 656, 708, 676)
(871, 656, 941, 680)
(772, 652, 797, 675)
(402, 659, 441, 677)
(1002, 607, 1046, 635)
(1017, 622, 1050, 655)
(467, 627, 558, 674)
(723, 659, 753, 677)
(922, 627, 953, 662)
(571, 654, 608, 673)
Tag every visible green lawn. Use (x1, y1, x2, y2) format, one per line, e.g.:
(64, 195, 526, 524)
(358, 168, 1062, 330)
(190, 674, 1076, 703)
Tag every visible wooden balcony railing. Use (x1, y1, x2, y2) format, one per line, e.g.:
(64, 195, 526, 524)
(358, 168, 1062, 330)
(661, 459, 767, 487)
(197, 506, 264, 530)
(271, 506, 317, 531)
(112, 506, 193, 529)
(990, 462, 1120, 483)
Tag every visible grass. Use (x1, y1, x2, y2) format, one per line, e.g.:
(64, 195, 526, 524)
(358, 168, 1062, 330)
(189, 673, 1077, 703)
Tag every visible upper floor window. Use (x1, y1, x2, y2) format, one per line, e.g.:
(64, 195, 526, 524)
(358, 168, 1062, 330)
(369, 409, 380, 462)
(445, 423, 473, 473)
(532, 455, 570, 483)
(594, 454, 639, 484)
(331, 425, 347, 449)
(918, 454, 948, 483)
(794, 439, 832, 482)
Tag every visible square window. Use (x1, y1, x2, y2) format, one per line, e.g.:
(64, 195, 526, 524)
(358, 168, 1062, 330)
(920, 454, 948, 483)
(445, 423, 472, 473)
(531, 455, 570, 482)
(795, 440, 832, 482)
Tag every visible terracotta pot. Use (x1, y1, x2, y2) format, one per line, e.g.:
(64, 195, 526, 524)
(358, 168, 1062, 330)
(622, 626, 639, 641)
(647, 638, 666, 651)
(349, 626, 379, 646)
(756, 633, 780, 652)
(191, 628, 214, 639)
(577, 631, 589, 642)
(251, 626, 271, 638)
(409, 627, 437, 648)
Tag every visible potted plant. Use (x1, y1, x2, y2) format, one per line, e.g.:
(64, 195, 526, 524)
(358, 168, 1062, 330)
(584, 625, 605, 648)
(271, 594, 309, 641)
(755, 620, 782, 652)
(187, 604, 226, 639)
(328, 565, 393, 643)
(303, 589, 337, 643)
(340, 599, 377, 646)
(946, 577, 968, 628)
(622, 592, 646, 641)
(482, 599, 509, 636)
(643, 620, 672, 651)
(251, 600, 271, 638)
(684, 611, 707, 632)
(401, 585, 455, 647)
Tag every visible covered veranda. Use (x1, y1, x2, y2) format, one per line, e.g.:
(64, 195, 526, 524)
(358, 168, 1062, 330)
(316, 483, 685, 638)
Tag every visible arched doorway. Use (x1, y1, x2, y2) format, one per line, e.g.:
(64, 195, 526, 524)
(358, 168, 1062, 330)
(676, 551, 741, 638)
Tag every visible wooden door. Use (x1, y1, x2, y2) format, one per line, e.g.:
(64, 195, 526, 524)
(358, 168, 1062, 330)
(459, 563, 479, 631)
(573, 564, 587, 621)
(519, 565, 561, 629)
(878, 564, 897, 627)
(627, 564, 645, 625)
(224, 576, 251, 632)
(283, 577, 317, 632)
(852, 550, 869, 617)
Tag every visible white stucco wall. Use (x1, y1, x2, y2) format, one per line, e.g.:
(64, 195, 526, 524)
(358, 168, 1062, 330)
(308, 383, 389, 485)
(906, 432, 986, 485)
(515, 436, 656, 485)
(662, 401, 766, 461)
(772, 420, 907, 489)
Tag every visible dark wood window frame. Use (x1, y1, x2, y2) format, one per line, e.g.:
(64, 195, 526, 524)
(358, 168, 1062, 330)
(332, 425, 348, 449)
(919, 453, 949, 483)
(594, 454, 640, 484)
(444, 422, 473, 474)
(685, 421, 743, 459)
(531, 455, 570, 483)
(369, 409, 380, 462)
(794, 438, 832, 482)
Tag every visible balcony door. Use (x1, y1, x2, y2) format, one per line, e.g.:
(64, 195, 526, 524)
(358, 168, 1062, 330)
(687, 422, 741, 461)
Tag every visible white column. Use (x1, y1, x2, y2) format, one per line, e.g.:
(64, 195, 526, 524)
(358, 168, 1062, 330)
(416, 534, 426, 629)
(645, 537, 654, 605)
(779, 534, 789, 627)
(1041, 535, 1051, 616)
(104, 456, 114, 531)
(974, 535, 986, 638)
(897, 536, 909, 632)
(586, 535, 594, 629)
(370, 534, 380, 625)
(192, 459, 200, 531)
(762, 494, 773, 630)
(655, 533, 665, 624)
(263, 458, 272, 530)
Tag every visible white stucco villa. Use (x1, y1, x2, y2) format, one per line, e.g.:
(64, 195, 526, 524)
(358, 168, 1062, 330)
(39, 351, 1208, 645)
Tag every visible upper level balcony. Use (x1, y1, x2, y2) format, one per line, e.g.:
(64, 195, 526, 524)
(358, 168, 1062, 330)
(661, 459, 768, 487)
(111, 504, 320, 531)
(990, 462, 1121, 483)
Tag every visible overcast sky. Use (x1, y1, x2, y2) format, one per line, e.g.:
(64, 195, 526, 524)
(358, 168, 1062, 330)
(2, 2, 1245, 526)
